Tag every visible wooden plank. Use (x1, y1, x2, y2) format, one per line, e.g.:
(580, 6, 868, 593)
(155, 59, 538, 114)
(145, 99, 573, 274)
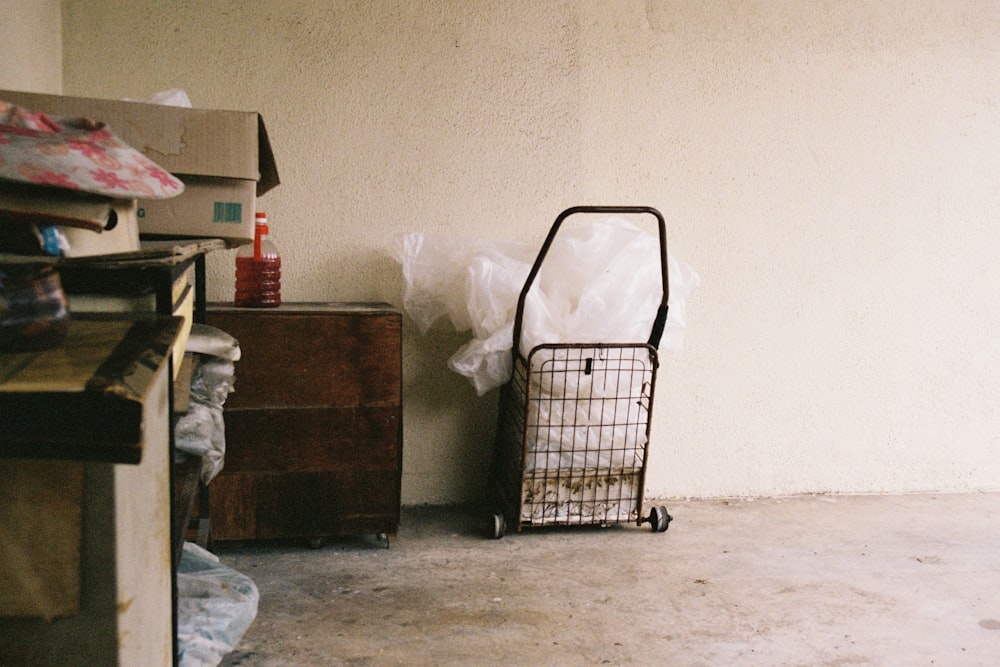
(114, 365, 174, 664)
(0, 318, 181, 463)
(0, 459, 84, 619)
(172, 455, 202, 563)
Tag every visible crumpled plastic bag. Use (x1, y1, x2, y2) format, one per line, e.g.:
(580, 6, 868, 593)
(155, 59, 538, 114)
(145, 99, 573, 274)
(176, 541, 259, 667)
(174, 324, 241, 484)
(392, 216, 700, 395)
(122, 87, 193, 108)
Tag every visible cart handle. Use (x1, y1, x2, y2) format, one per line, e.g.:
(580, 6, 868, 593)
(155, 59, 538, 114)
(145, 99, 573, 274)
(512, 205, 670, 355)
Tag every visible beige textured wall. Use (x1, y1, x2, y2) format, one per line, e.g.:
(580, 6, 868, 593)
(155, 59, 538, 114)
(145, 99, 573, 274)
(57, 1, 1000, 503)
(0, 0, 61, 93)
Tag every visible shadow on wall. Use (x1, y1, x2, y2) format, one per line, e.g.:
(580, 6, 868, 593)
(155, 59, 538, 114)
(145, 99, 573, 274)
(401, 319, 500, 504)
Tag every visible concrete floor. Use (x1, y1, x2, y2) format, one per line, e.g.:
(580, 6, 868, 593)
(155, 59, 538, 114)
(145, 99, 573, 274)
(214, 493, 1000, 666)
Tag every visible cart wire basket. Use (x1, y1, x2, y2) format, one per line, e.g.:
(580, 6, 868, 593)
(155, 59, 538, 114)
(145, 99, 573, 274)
(488, 205, 672, 538)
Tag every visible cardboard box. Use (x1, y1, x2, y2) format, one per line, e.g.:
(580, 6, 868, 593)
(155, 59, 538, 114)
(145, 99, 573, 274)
(0, 90, 279, 245)
(0, 185, 141, 256)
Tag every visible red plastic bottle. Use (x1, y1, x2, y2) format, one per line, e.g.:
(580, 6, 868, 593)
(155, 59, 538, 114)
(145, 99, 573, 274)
(234, 211, 281, 307)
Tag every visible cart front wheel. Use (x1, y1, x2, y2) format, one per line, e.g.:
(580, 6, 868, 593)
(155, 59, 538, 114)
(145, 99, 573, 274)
(648, 506, 672, 533)
(491, 513, 506, 539)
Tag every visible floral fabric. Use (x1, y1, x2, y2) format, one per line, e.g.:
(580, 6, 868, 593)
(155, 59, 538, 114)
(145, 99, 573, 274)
(0, 100, 184, 200)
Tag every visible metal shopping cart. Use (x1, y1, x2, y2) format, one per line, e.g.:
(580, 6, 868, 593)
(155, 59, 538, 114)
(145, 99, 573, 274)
(488, 206, 672, 538)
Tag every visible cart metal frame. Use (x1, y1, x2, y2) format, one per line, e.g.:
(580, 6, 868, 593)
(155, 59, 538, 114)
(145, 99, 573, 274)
(488, 206, 672, 538)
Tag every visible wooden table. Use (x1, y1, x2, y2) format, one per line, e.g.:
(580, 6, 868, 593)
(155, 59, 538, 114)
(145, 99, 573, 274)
(0, 317, 181, 666)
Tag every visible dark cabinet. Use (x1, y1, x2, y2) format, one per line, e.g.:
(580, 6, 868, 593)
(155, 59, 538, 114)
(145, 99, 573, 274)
(206, 303, 402, 542)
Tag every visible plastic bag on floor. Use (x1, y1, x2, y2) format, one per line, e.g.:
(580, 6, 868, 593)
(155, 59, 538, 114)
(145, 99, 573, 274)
(392, 216, 700, 395)
(176, 542, 259, 667)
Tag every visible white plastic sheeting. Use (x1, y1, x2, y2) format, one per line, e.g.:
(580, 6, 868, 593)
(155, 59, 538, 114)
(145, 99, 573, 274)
(393, 216, 699, 395)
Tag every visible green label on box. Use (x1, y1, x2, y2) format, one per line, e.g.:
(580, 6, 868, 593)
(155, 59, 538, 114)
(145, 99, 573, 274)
(212, 202, 243, 223)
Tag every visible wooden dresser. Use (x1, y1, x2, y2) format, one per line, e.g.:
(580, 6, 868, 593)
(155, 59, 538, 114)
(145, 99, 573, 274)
(205, 303, 402, 544)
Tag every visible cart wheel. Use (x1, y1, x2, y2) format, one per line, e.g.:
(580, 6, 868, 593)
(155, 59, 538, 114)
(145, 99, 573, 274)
(649, 506, 672, 533)
(491, 513, 506, 539)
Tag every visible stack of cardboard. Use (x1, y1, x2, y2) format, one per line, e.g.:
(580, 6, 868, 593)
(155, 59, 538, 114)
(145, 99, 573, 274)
(0, 98, 185, 258)
(0, 91, 280, 353)
(0, 98, 188, 350)
(0, 90, 280, 247)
